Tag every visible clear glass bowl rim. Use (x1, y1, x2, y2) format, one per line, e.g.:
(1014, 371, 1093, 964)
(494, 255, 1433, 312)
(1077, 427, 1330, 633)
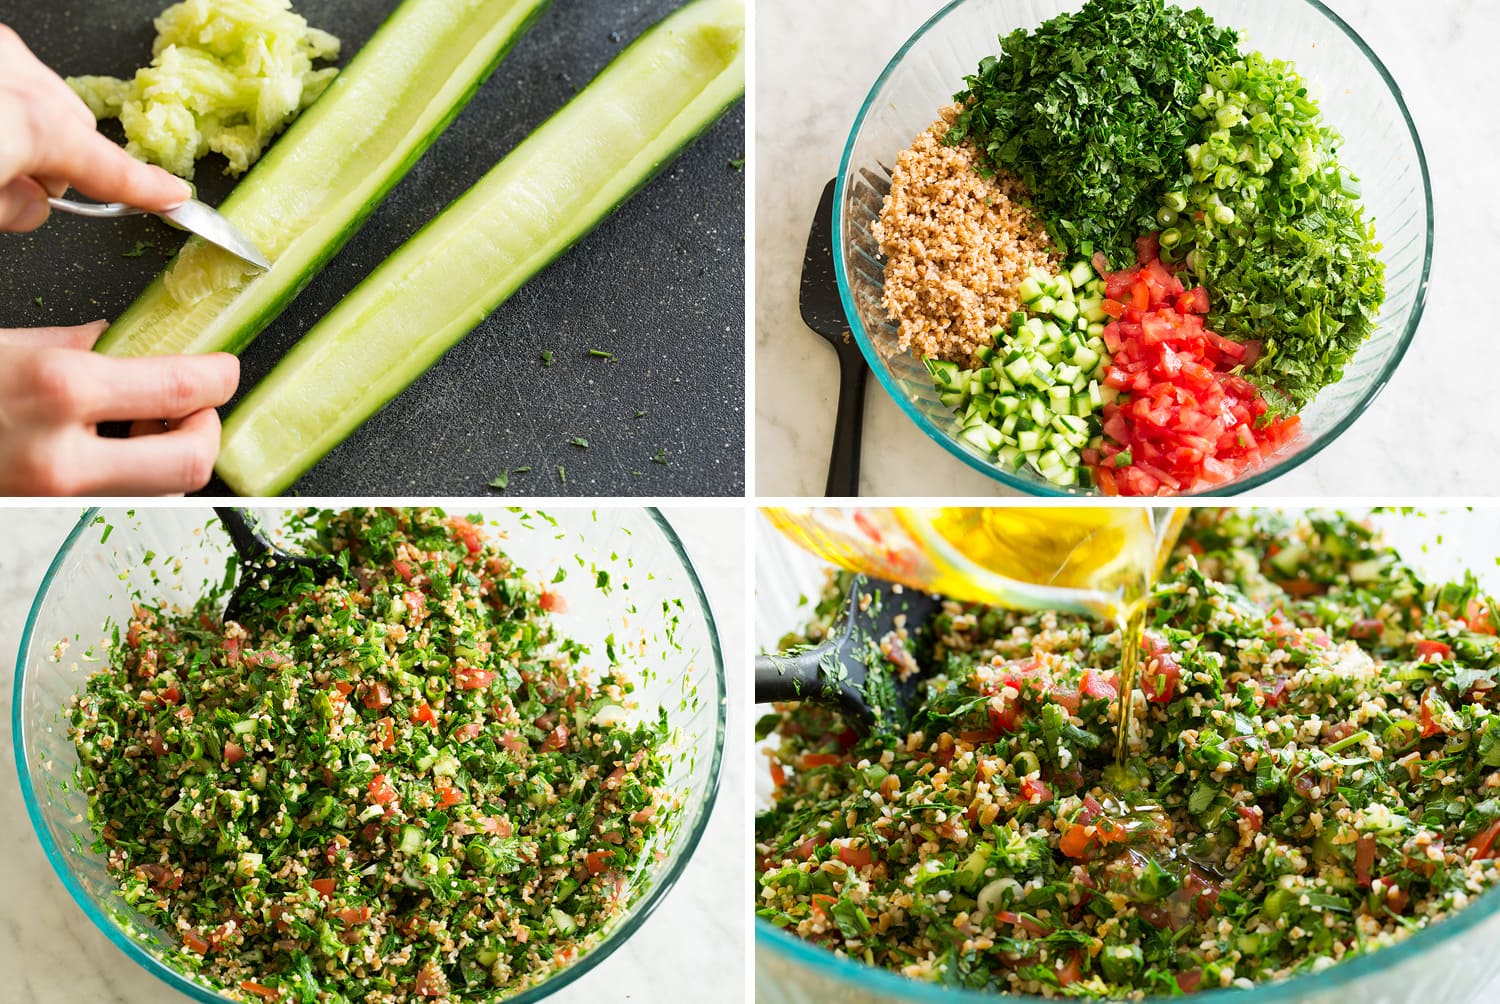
(831, 0, 1435, 497)
(13, 506, 728, 1004)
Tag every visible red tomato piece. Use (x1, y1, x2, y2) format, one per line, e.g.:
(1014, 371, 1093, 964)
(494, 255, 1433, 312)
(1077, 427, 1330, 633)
(224, 742, 245, 765)
(363, 682, 392, 710)
(311, 878, 336, 898)
(368, 774, 397, 806)
(453, 722, 482, 743)
(240, 982, 282, 1000)
(411, 702, 437, 727)
(585, 850, 614, 875)
(1467, 820, 1500, 860)
(455, 667, 497, 690)
(377, 716, 396, 750)
(1414, 639, 1453, 662)
(837, 844, 873, 868)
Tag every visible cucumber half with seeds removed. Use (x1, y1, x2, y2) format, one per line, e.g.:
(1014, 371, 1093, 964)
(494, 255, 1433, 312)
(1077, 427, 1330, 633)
(215, 0, 747, 496)
(95, 0, 554, 358)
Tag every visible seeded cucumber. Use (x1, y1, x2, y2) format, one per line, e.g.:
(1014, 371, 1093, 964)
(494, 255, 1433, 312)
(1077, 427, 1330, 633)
(95, 0, 554, 358)
(216, 0, 746, 496)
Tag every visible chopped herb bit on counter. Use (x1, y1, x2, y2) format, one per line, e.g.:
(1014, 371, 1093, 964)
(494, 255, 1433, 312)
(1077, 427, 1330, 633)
(569, 437, 589, 449)
(757, 509, 1500, 997)
(558, 465, 567, 484)
(730, 157, 745, 170)
(541, 350, 554, 367)
(634, 410, 647, 419)
(71, 508, 675, 1003)
(588, 349, 614, 360)
(122, 240, 156, 258)
(650, 449, 669, 466)
(487, 471, 510, 490)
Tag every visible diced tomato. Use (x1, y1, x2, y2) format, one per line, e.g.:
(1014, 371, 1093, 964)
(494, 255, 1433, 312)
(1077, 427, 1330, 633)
(411, 702, 437, 727)
(1080, 669, 1117, 701)
(1177, 970, 1203, 994)
(539, 589, 568, 613)
(368, 774, 398, 806)
(585, 850, 614, 875)
(311, 878, 336, 898)
(1467, 599, 1498, 636)
(434, 781, 464, 807)
(1237, 805, 1264, 832)
(334, 680, 355, 698)
(452, 722, 482, 743)
(159, 686, 181, 705)
(1355, 834, 1377, 887)
(335, 906, 372, 925)
(1090, 246, 1298, 495)
(838, 844, 873, 868)
(1419, 688, 1445, 738)
(1140, 654, 1180, 704)
(448, 518, 483, 556)
(987, 694, 1021, 733)
(802, 752, 842, 768)
(794, 835, 827, 860)
(454, 666, 497, 690)
(1018, 777, 1052, 804)
(224, 741, 245, 765)
(392, 559, 414, 582)
(995, 910, 1052, 937)
(810, 893, 838, 918)
(363, 682, 392, 709)
(1055, 949, 1085, 987)
(770, 760, 787, 788)
(182, 931, 211, 955)
(1348, 618, 1385, 640)
(1136, 233, 1161, 264)
(1467, 820, 1500, 860)
(1414, 639, 1453, 662)
(414, 961, 447, 998)
(541, 724, 570, 752)
(240, 982, 282, 1000)
(377, 717, 396, 750)
(1059, 824, 1095, 859)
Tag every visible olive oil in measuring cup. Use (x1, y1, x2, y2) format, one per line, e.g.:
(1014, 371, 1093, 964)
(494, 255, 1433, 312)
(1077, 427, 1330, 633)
(762, 507, 1185, 762)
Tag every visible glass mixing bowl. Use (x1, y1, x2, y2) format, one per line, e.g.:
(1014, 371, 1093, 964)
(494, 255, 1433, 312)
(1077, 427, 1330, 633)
(755, 507, 1500, 1003)
(14, 507, 726, 1004)
(833, 0, 1433, 496)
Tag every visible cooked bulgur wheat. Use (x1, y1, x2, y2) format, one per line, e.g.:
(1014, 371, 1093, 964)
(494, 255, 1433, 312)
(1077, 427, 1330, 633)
(872, 106, 1055, 365)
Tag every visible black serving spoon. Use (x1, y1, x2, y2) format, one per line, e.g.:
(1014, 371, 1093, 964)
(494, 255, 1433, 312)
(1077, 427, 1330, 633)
(803, 177, 867, 497)
(215, 507, 341, 625)
(754, 574, 940, 733)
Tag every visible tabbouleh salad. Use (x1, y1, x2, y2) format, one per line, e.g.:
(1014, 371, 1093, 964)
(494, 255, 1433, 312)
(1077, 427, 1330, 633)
(70, 508, 676, 1003)
(756, 509, 1500, 997)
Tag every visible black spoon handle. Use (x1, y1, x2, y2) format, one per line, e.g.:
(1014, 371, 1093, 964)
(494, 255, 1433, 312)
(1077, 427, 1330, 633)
(214, 507, 274, 562)
(755, 646, 834, 705)
(826, 353, 867, 497)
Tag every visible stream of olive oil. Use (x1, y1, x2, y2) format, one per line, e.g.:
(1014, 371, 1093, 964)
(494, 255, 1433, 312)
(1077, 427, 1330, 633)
(921, 508, 1179, 766)
(765, 507, 1183, 763)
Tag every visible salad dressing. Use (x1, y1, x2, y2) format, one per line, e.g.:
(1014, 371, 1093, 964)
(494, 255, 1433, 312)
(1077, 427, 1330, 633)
(765, 506, 1185, 762)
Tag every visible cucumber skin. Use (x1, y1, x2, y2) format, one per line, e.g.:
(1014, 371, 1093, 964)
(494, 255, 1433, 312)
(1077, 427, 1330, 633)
(95, 0, 555, 359)
(217, 0, 746, 496)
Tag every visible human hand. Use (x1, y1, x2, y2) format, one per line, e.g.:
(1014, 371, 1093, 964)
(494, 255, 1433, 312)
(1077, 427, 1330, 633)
(0, 23, 190, 231)
(0, 323, 240, 495)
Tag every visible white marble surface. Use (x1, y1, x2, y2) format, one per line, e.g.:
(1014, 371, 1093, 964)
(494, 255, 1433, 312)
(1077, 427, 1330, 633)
(754, 0, 1500, 497)
(0, 506, 747, 1004)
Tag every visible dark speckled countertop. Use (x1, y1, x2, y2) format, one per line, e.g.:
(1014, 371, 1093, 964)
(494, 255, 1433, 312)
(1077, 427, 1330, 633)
(0, 0, 746, 497)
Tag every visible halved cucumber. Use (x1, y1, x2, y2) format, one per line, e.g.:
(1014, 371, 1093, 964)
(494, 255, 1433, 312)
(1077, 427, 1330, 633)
(95, 0, 554, 358)
(216, 0, 746, 496)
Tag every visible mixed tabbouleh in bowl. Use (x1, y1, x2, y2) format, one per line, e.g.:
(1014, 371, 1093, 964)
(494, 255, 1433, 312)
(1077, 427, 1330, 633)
(756, 510, 1500, 998)
(63, 508, 688, 1003)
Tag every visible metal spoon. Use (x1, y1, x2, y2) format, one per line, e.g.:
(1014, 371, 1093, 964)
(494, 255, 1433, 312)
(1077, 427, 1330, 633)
(49, 196, 271, 271)
(754, 574, 939, 734)
(215, 507, 341, 626)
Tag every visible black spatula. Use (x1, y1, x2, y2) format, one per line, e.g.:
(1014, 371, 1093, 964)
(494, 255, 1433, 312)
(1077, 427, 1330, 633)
(215, 507, 341, 626)
(802, 177, 867, 497)
(754, 575, 940, 734)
